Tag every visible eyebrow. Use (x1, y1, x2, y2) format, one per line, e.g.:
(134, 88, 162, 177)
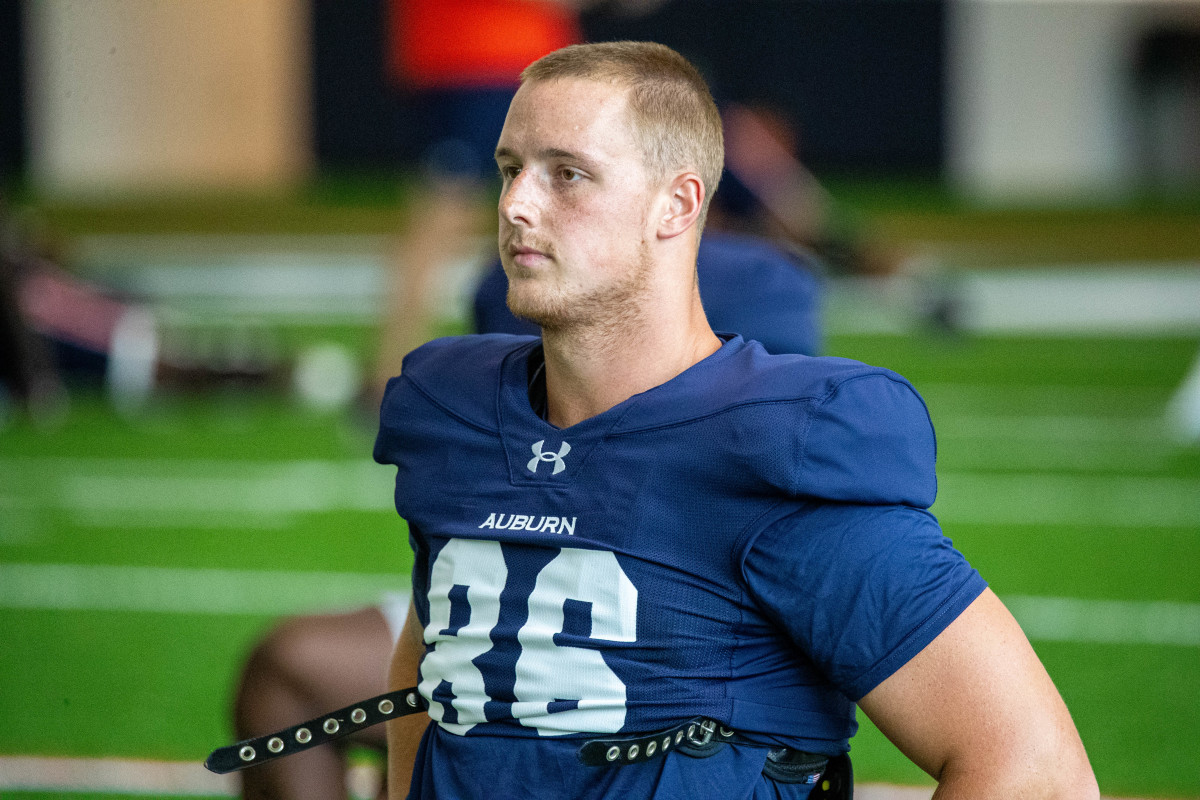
(494, 146, 595, 166)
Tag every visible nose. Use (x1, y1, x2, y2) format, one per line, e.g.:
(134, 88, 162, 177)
(499, 170, 538, 228)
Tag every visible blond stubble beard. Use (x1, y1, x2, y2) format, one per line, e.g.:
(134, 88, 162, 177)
(505, 237, 655, 337)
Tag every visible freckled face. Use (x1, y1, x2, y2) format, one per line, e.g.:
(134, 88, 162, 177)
(495, 78, 662, 331)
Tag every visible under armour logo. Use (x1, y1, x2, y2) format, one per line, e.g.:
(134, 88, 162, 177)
(527, 439, 571, 475)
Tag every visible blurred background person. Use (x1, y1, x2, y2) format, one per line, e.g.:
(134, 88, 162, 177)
(0, 197, 284, 425)
(1168, 347, 1200, 444)
(366, 0, 582, 411)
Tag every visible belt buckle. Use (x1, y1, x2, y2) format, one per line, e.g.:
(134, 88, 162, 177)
(686, 719, 716, 748)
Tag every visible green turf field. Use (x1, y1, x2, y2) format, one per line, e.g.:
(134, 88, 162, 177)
(1, 184, 1198, 797)
(3, 329, 1197, 797)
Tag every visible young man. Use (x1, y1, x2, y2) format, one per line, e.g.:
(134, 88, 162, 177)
(375, 41, 1097, 799)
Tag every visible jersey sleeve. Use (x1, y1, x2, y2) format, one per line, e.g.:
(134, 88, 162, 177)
(741, 503, 987, 701)
(794, 370, 938, 508)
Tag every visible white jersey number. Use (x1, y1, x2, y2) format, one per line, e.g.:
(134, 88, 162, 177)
(421, 539, 638, 736)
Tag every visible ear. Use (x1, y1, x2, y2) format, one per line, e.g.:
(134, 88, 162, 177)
(656, 172, 705, 240)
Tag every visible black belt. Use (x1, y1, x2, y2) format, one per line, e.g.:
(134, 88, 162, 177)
(580, 718, 847, 796)
(206, 690, 851, 799)
(578, 717, 732, 765)
(204, 688, 427, 774)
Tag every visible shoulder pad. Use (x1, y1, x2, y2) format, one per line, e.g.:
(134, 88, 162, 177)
(795, 366, 937, 507)
(611, 340, 936, 507)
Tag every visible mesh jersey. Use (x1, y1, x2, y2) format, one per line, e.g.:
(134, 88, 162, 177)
(373, 334, 985, 799)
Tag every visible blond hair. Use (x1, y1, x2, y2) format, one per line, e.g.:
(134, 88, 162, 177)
(522, 41, 724, 228)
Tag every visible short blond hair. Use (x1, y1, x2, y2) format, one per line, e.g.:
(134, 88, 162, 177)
(522, 41, 724, 228)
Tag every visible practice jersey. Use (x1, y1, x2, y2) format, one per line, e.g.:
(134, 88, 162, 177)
(472, 231, 824, 357)
(373, 334, 986, 799)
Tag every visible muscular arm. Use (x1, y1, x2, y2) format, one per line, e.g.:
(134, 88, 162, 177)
(386, 602, 431, 800)
(857, 589, 1098, 799)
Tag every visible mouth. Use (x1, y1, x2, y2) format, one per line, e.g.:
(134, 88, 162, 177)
(506, 243, 552, 270)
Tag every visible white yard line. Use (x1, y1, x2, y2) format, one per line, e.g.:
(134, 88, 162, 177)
(934, 440, 1173, 473)
(0, 563, 407, 616)
(916, 383, 1172, 411)
(1, 563, 1197, 648)
(1005, 595, 1200, 647)
(827, 263, 1200, 336)
(959, 265, 1200, 335)
(0, 754, 380, 798)
(72, 237, 1200, 335)
(78, 233, 492, 324)
(57, 459, 394, 514)
(0, 457, 396, 529)
(0, 755, 236, 795)
(932, 413, 1177, 472)
(934, 471, 1200, 528)
(932, 414, 1169, 443)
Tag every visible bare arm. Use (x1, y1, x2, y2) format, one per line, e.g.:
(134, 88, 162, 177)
(386, 602, 431, 800)
(857, 588, 1098, 799)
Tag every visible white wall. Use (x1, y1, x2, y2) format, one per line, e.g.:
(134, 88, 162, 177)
(947, 0, 1200, 201)
(24, 0, 312, 195)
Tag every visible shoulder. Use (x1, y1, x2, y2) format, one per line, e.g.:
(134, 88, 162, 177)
(378, 333, 536, 427)
(402, 333, 533, 376)
(790, 352, 937, 507)
(645, 339, 936, 507)
(671, 337, 928, 427)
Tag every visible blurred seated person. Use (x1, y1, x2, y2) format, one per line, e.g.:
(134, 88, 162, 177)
(231, 231, 823, 800)
(715, 102, 967, 330)
(716, 102, 903, 280)
(0, 202, 282, 425)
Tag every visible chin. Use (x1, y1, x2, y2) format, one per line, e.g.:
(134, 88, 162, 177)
(506, 286, 564, 329)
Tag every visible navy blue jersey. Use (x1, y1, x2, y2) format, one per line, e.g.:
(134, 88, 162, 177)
(374, 334, 985, 799)
(473, 231, 823, 356)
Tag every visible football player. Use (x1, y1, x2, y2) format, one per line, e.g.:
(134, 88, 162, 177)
(231, 229, 823, 800)
(372, 41, 1096, 799)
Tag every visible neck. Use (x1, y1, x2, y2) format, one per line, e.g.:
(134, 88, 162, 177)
(539, 282, 721, 429)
